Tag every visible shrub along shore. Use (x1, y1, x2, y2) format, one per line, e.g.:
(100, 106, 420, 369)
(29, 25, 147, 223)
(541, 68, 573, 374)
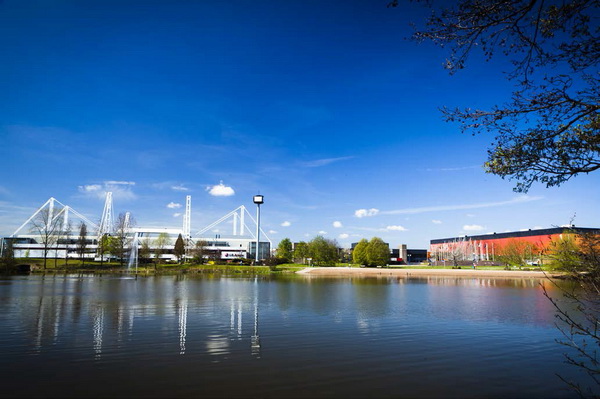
(1, 258, 562, 278)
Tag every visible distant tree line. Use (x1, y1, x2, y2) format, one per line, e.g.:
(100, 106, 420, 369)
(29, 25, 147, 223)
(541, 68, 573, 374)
(276, 236, 340, 266)
(275, 235, 392, 267)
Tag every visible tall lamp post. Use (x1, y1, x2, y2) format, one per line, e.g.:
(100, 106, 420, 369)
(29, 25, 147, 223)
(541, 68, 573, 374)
(253, 194, 264, 263)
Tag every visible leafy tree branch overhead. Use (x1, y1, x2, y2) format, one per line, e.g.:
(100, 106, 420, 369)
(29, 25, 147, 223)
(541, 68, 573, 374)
(392, 0, 599, 192)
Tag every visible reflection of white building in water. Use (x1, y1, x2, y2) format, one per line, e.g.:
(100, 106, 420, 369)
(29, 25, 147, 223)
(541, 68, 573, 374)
(24, 276, 263, 357)
(2, 193, 272, 262)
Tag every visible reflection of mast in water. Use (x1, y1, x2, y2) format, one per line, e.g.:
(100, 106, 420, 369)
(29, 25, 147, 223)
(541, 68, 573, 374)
(251, 277, 260, 357)
(34, 296, 45, 352)
(92, 305, 104, 359)
(178, 299, 187, 355)
(52, 297, 62, 344)
(117, 305, 124, 341)
(229, 299, 243, 339)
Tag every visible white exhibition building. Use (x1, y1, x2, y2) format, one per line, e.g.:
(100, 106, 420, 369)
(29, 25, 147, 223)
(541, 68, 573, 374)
(1, 192, 272, 263)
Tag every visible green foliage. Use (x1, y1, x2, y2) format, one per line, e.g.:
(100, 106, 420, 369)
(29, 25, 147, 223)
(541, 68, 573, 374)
(366, 237, 390, 267)
(192, 240, 207, 264)
(401, 0, 600, 192)
(264, 256, 287, 271)
(174, 234, 185, 263)
(293, 241, 309, 264)
(497, 239, 538, 267)
(548, 232, 600, 277)
(541, 230, 600, 395)
(307, 236, 339, 266)
(98, 234, 112, 266)
(154, 232, 171, 265)
(1, 239, 16, 270)
(352, 239, 369, 265)
(276, 238, 293, 263)
(138, 238, 151, 263)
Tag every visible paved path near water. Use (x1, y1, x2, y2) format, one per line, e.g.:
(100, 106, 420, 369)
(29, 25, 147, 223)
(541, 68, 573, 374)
(297, 267, 559, 279)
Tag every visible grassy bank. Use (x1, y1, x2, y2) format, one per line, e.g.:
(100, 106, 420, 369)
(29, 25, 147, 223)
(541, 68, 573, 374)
(8, 258, 306, 275)
(5, 258, 551, 275)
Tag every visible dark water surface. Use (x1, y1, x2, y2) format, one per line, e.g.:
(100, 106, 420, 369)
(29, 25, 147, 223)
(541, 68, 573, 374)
(0, 274, 591, 398)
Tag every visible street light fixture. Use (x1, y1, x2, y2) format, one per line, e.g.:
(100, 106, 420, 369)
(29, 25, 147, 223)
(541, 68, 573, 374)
(253, 195, 264, 263)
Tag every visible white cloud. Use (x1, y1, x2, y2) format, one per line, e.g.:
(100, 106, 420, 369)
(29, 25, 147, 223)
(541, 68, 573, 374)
(79, 184, 102, 193)
(206, 181, 235, 197)
(78, 181, 137, 201)
(268, 230, 278, 234)
(361, 196, 543, 217)
(318, 230, 327, 235)
(281, 221, 291, 227)
(333, 221, 343, 228)
(354, 208, 380, 218)
(432, 220, 443, 224)
(302, 156, 354, 168)
(171, 185, 188, 191)
(167, 202, 181, 209)
(386, 225, 407, 231)
(464, 224, 485, 231)
(105, 180, 135, 186)
(173, 213, 182, 217)
(339, 233, 349, 239)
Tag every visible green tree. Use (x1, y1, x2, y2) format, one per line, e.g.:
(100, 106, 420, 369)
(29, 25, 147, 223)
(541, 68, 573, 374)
(97, 234, 111, 267)
(76, 222, 87, 266)
(366, 237, 390, 267)
(276, 238, 293, 263)
(497, 239, 538, 267)
(192, 240, 207, 264)
(398, 0, 599, 192)
(293, 241, 309, 264)
(542, 230, 600, 395)
(308, 236, 339, 266)
(1, 239, 16, 272)
(174, 234, 185, 264)
(138, 238, 151, 264)
(352, 239, 369, 266)
(154, 232, 171, 267)
(548, 231, 600, 275)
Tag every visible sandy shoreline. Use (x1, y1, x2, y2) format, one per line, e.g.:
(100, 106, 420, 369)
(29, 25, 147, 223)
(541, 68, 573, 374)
(297, 267, 561, 279)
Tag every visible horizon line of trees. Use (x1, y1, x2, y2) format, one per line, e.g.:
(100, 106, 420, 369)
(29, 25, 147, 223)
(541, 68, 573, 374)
(275, 236, 392, 267)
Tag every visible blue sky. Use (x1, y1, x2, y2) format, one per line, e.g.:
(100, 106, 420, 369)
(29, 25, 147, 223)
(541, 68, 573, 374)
(1, 0, 599, 249)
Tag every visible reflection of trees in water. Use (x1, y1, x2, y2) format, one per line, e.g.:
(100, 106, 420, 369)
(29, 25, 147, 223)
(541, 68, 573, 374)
(421, 277, 563, 327)
(6, 274, 570, 364)
(421, 276, 543, 289)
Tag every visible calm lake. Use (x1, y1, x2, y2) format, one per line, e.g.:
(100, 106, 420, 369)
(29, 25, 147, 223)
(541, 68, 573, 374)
(0, 274, 593, 398)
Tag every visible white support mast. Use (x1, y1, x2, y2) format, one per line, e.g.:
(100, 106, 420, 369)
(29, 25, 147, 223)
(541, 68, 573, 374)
(11, 197, 54, 236)
(183, 195, 191, 239)
(124, 212, 131, 231)
(62, 206, 70, 231)
(240, 205, 245, 236)
(98, 192, 114, 238)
